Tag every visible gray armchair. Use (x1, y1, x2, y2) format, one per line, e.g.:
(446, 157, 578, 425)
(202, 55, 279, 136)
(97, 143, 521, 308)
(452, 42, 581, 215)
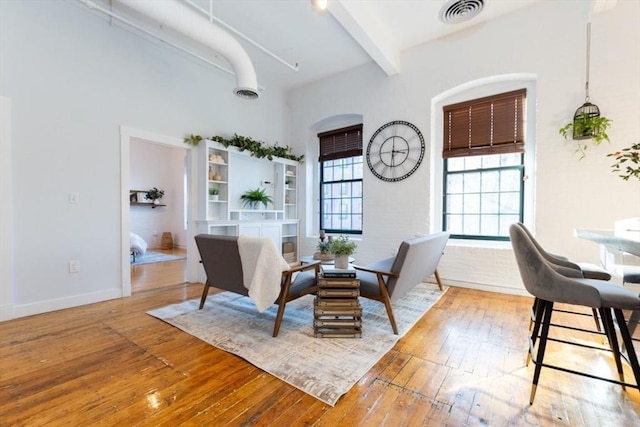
(194, 234, 321, 337)
(353, 232, 450, 334)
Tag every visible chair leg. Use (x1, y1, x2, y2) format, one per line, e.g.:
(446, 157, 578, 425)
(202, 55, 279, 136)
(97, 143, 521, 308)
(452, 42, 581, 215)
(527, 297, 544, 366)
(591, 308, 603, 333)
(613, 308, 640, 388)
(530, 300, 553, 405)
(529, 297, 539, 331)
(378, 280, 398, 334)
(434, 269, 444, 291)
(599, 308, 625, 388)
(199, 280, 211, 309)
(272, 274, 293, 337)
(627, 309, 640, 339)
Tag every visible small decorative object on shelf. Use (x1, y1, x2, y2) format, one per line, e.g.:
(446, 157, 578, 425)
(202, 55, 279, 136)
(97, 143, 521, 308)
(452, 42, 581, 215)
(144, 187, 165, 205)
(240, 187, 273, 209)
(209, 187, 220, 201)
(209, 153, 226, 164)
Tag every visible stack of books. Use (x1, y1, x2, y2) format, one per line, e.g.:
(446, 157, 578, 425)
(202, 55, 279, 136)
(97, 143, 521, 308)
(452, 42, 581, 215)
(320, 265, 356, 278)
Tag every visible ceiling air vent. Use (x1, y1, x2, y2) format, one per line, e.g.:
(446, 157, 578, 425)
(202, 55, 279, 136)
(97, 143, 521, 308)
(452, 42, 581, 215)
(439, 0, 485, 24)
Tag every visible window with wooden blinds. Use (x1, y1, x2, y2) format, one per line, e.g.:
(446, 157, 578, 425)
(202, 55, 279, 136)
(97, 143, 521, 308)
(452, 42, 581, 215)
(442, 89, 526, 159)
(318, 124, 362, 161)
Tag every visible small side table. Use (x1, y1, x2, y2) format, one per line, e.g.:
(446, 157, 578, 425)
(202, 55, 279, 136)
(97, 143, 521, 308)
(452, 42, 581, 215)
(314, 275, 362, 338)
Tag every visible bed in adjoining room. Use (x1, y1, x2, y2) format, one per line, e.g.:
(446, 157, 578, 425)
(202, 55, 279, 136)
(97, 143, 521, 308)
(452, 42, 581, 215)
(130, 232, 147, 262)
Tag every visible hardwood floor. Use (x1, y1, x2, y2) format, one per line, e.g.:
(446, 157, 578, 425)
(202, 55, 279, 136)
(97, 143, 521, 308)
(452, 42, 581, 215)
(131, 247, 187, 293)
(1, 259, 639, 425)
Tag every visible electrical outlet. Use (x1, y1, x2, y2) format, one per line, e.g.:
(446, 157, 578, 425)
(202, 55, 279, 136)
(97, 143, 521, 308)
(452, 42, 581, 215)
(69, 260, 80, 273)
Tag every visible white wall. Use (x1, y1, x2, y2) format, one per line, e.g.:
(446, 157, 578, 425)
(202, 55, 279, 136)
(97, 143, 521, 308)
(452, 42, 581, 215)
(130, 140, 186, 249)
(289, 0, 640, 294)
(0, 1, 288, 318)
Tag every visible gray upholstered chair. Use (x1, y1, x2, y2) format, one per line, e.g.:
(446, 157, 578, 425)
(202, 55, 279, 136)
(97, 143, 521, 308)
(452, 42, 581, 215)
(353, 232, 450, 334)
(515, 223, 609, 332)
(509, 224, 640, 404)
(194, 234, 320, 337)
(517, 223, 611, 280)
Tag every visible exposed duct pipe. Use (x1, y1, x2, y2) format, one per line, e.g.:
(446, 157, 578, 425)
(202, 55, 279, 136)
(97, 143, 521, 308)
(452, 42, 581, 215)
(115, 0, 259, 99)
(183, 0, 299, 72)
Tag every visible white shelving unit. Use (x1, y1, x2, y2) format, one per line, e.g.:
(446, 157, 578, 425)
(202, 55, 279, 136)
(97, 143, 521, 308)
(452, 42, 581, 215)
(196, 140, 299, 262)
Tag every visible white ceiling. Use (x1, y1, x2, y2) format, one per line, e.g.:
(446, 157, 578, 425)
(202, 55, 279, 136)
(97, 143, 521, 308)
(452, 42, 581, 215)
(81, 0, 611, 95)
(187, 0, 541, 92)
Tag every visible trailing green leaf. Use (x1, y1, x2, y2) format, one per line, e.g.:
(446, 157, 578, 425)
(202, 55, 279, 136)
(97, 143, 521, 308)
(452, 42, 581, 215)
(184, 133, 304, 162)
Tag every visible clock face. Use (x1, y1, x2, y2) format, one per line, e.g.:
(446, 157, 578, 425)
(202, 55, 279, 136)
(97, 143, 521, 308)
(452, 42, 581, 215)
(366, 120, 425, 182)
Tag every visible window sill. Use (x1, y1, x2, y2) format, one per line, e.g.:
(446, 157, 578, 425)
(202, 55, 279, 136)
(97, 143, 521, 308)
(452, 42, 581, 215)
(448, 238, 512, 250)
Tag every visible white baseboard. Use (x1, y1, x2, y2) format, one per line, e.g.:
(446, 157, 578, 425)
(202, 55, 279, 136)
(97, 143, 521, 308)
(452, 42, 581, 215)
(8, 289, 123, 320)
(435, 278, 531, 297)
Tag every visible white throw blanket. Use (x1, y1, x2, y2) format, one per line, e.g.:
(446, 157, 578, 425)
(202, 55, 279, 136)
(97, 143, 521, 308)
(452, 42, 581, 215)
(237, 235, 291, 312)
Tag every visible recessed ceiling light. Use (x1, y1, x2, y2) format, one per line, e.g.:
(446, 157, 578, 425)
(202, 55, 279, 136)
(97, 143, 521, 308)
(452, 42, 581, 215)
(439, 0, 485, 24)
(311, 0, 328, 12)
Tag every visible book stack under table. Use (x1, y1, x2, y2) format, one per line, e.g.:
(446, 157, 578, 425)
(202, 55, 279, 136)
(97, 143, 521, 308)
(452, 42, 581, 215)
(314, 268, 362, 338)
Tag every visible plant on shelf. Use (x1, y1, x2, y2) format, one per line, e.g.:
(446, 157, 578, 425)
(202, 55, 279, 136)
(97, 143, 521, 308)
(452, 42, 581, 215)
(209, 188, 219, 195)
(285, 178, 293, 188)
(240, 187, 273, 209)
(559, 112, 612, 158)
(607, 143, 640, 181)
(144, 187, 165, 204)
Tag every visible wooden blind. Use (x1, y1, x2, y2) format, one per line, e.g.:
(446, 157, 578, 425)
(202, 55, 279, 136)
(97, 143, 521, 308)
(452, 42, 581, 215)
(442, 89, 526, 159)
(318, 124, 363, 161)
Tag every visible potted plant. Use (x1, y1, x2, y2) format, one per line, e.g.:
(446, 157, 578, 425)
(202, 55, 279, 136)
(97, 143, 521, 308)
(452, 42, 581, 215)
(559, 112, 612, 158)
(240, 187, 273, 209)
(285, 178, 293, 189)
(607, 143, 640, 181)
(329, 235, 357, 269)
(313, 240, 334, 262)
(144, 187, 165, 205)
(209, 187, 220, 201)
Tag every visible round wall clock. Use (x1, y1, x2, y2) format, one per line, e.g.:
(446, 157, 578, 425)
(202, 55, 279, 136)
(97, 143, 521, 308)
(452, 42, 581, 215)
(366, 120, 425, 182)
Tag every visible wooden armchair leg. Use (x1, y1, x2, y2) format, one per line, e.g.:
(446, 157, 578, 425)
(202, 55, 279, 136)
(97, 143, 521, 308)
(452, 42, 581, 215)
(377, 277, 398, 334)
(273, 304, 286, 337)
(273, 274, 293, 337)
(199, 280, 211, 309)
(434, 269, 444, 291)
(382, 296, 399, 335)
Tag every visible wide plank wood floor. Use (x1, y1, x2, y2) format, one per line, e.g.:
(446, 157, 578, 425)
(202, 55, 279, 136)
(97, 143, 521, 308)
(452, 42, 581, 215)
(1, 258, 639, 426)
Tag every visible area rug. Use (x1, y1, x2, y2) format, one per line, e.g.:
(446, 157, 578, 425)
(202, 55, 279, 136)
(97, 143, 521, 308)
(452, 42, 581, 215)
(132, 251, 186, 265)
(147, 282, 446, 406)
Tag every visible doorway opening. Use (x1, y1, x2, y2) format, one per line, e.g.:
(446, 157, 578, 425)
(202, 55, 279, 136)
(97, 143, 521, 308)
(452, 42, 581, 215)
(120, 126, 198, 297)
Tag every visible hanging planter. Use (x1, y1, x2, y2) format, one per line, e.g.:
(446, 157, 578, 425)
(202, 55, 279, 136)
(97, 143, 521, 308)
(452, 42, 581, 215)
(559, 22, 611, 158)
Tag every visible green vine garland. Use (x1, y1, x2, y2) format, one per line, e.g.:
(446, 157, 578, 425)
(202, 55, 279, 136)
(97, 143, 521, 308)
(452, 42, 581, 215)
(184, 133, 304, 162)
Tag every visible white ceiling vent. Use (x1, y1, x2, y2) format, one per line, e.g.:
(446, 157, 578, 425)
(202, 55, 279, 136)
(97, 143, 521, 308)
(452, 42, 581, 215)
(439, 0, 485, 24)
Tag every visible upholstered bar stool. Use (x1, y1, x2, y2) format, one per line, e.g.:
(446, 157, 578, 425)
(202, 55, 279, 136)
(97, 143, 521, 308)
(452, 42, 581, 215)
(510, 224, 640, 404)
(623, 267, 640, 339)
(516, 223, 611, 333)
